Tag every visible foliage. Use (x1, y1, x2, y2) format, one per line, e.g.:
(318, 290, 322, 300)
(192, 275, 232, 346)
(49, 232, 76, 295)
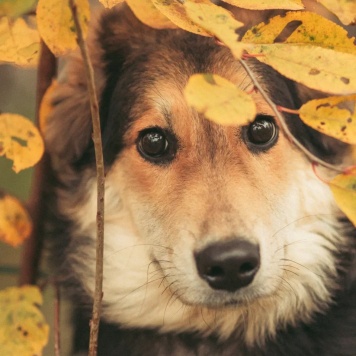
(0, 0, 355, 354)
(0, 286, 49, 356)
(0, 191, 32, 247)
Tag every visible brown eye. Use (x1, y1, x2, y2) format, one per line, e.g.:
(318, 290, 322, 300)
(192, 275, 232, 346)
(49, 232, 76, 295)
(137, 127, 177, 164)
(245, 115, 278, 152)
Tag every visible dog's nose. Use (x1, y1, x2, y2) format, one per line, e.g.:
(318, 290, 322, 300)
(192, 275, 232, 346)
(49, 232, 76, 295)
(194, 240, 260, 292)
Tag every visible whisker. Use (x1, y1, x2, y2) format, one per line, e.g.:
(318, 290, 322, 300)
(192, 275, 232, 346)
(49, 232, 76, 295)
(280, 258, 322, 277)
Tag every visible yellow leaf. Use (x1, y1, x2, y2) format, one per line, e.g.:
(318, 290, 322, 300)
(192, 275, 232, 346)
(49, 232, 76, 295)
(0, 0, 36, 18)
(329, 167, 356, 226)
(126, 0, 177, 29)
(248, 44, 356, 95)
(0, 192, 32, 247)
(0, 286, 49, 356)
(36, 0, 90, 56)
(0, 17, 39, 67)
(184, 73, 256, 126)
(317, 0, 356, 25)
(39, 79, 59, 134)
(98, 0, 124, 8)
(222, 0, 304, 10)
(151, 0, 210, 36)
(243, 11, 356, 55)
(299, 94, 356, 144)
(184, 1, 245, 58)
(0, 113, 44, 173)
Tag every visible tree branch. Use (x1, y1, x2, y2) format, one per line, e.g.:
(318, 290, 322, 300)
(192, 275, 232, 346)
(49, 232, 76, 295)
(68, 1, 105, 355)
(19, 40, 57, 286)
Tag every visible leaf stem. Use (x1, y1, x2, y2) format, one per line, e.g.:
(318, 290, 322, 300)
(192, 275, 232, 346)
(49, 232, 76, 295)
(68, 1, 105, 355)
(239, 58, 344, 173)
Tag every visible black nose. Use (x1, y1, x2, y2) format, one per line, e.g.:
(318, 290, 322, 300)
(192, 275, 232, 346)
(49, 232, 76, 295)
(195, 240, 260, 292)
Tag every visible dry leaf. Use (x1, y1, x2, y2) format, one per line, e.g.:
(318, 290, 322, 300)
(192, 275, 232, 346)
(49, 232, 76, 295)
(36, 0, 90, 56)
(0, 0, 36, 18)
(329, 167, 356, 226)
(0, 17, 39, 67)
(243, 11, 356, 55)
(222, 0, 304, 10)
(39, 79, 59, 134)
(126, 0, 177, 29)
(247, 44, 356, 95)
(317, 0, 356, 25)
(98, 0, 124, 8)
(299, 94, 356, 144)
(0, 192, 32, 247)
(0, 113, 44, 173)
(184, 73, 256, 126)
(184, 1, 245, 58)
(0, 286, 49, 356)
(151, 0, 210, 36)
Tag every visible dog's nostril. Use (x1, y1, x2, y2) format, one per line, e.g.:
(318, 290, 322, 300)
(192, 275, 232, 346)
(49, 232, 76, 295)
(239, 262, 257, 275)
(195, 239, 260, 292)
(207, 266, 225, 278)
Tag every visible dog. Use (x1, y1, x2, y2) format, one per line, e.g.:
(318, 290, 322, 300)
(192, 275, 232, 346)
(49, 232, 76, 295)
(44, 3, 356, 355)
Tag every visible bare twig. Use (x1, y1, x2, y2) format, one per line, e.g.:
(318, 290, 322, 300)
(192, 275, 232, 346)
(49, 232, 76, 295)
(239, 58, 344, 173)
(54, 284, 61, 356)
(68, 1, 105, 355)
(19, 40, 57, 286)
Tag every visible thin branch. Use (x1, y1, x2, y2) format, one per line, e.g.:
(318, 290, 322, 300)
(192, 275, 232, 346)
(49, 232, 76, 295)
(68, 1, 105, 355)
(239, 58, 344, 173)
(19, 40, 57, 286)
(54, 284, 61, 356)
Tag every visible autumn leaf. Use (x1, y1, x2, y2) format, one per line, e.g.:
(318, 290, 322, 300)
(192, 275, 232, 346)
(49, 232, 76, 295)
(184, 1, 245, 58)
(184, 73, 256, 126)
(0, 17, 39, 67)
(0, 113, 44, 173)
(317, 0, 356, 25)
(98, 0, 124, 8)
(243, 11, 356, 55)
(299, 94, 356, 144)
(0, 191, 32, 247)
(0, 0, 36, 18)
(329, 167, 356, 226)
(221, 0, 304, 10)
(247, 44, 356, 95)
(151, 0, 210, 36)
(36, 0, 90, 56)
(0, 285, 49, 356)
(126, 0, 177, 29)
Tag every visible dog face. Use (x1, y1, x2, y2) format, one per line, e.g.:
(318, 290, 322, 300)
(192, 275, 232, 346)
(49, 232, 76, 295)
(46, 5, 353, 345)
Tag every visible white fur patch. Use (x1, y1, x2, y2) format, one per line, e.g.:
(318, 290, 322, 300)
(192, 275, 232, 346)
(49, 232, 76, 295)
(58, 151, 347, 345)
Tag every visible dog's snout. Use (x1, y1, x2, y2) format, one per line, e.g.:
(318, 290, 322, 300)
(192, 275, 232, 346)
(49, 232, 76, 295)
(195, 240, 260, 292)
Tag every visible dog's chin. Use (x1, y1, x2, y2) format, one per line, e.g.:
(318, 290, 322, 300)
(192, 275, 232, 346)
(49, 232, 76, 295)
(174, 285, 267, 309)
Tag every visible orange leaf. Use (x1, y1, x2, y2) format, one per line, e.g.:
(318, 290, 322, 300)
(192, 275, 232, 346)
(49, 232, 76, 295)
(39, 79, 59, 134)
(0, 192, 32, 247)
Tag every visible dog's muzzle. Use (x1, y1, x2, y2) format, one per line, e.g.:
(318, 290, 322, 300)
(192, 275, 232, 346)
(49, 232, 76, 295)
(194, 240, 260, 292)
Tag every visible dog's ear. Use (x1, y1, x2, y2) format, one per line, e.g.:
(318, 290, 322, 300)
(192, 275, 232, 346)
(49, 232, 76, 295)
(44, 4, 157, 171)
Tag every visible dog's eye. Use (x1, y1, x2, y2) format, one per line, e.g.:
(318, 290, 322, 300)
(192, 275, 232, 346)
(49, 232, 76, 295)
(137, 127, 176, 164)
(244, 115, 278, 152)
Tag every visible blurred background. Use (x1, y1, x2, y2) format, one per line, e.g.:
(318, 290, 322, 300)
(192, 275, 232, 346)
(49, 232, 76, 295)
(0, 65, 73, 355)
